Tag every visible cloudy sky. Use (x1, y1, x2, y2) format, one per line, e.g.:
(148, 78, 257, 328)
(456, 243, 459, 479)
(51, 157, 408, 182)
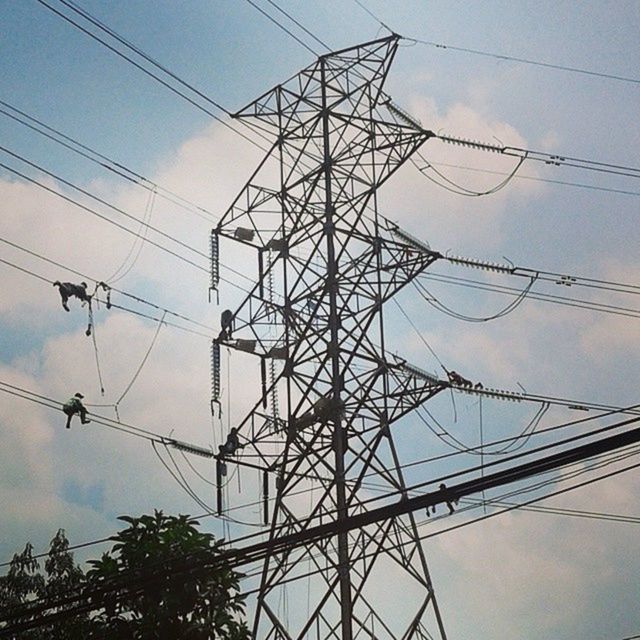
(1, 1, 639, 638)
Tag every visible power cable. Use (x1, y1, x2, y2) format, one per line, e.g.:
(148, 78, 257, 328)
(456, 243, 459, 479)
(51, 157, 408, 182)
(0, 147, 257, 291)
(2, 401, 637, 578)
(263, 0, 331, 51)
(414, 273, 538, 322)
(35, 0, 270, 153)
(102, 187, 156, 284)
(418, 272, 640, 320)
(112, 310, 166, 413)
(351, 0, 640, 86)
(406, 35, 640, 87)
(435, 133, 640, 180)
(4, 450, 639, 631)
(0, 235, 215, 334)
(0, 100, 220, 224)
(429, 160, 640, 198)
(413, 150, 528, 197)
(0, 143, 208, 264)
(0, 158, 207, 275)
(243, 0, 318, 56)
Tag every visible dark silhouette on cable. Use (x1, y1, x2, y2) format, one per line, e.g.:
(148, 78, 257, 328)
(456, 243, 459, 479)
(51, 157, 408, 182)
(426, 483, 458, 517)
(53, 281, 91, 312)
(62, 393, 91, 429)
(439, 483, 457, 514)
(218, 427, 244, 457)
(447, 369, 484, 389)
(219, 309, 235, 340)
(447, 370, 472, 387)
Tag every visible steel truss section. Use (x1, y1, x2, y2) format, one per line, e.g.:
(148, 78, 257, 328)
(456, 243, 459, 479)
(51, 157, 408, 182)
(214, 35, 448, 640)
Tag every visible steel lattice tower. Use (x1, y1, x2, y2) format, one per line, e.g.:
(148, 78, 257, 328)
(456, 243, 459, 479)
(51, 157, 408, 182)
(212, 35, 448, 640)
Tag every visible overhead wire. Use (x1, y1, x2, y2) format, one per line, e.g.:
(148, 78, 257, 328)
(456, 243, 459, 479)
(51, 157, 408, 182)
(102, 187, 156, 285)
(428, 160, 640, 198)
(110, 310, 166, 417)
(0, 158, 208, 275)
(435, 133, 640, 180)
(35, 0, 270, 153)
(6, 10, 640, 624)
(243, 0, 318, 56)
(386, 105, 528, 197)
(0, 400, 631, 567)
(413, 273, 538, 322)
(412, 150, 528, 197)
(0, 236, 215, 337)
(4, 447, 639, 630)
(406, 35, 640, 87)
(418, 271, 640, 320)
(0, 146, 257, 292)
(0, 100, 220, 224)
(262, 0, 331, 51)
(351, 0, 640, 86)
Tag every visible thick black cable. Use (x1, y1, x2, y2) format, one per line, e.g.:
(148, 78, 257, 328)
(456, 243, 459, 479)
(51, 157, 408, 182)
(0, 396, 636, 580)
(4, 451, 639, 632)
(59, 0, 229, 113)
(2, 400, 637, 574)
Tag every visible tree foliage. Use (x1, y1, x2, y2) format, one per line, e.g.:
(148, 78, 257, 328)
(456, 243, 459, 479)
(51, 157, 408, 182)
(87, 511, 250, 639)
(0, 529, 88, 639)
(0, 513, 250, 639)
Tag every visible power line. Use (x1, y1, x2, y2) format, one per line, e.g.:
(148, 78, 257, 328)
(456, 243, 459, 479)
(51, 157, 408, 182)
(428, 160, 640, 198)
(351, 0, 640, 86)
(0, 147, 257, 292)
(4, 400, 635, 571)
(0, 158, 208, 274)
(417, 272, 640, 320)
(0, 236, 216, 337)
(407, 35, 640, 87)
(0, 143, 209, 263)
(263, 0, 331, 52)
(238, 453, 640, 602)
(243, 0, 318, 56)
(435, 133, 640, 180)
(0, 100, 220, 224)
(34, 0, 270, 153)
(3, 448, 639, 632)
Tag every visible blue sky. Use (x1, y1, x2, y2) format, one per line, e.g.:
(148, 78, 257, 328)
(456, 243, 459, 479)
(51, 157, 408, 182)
(1, 2, 639, 639)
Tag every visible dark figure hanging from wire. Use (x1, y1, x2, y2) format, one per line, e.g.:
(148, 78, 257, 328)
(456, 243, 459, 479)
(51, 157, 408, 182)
(53, 281, 91, 312)
(62, 393, 91, 429)
(218, 427, 244, 457)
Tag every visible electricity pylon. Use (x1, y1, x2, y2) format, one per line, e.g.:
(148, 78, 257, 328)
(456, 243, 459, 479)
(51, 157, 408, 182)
(212, 35, 448, 640)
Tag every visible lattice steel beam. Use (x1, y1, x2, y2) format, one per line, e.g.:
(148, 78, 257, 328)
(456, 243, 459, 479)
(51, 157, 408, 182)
(213, 35, 447, 640)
